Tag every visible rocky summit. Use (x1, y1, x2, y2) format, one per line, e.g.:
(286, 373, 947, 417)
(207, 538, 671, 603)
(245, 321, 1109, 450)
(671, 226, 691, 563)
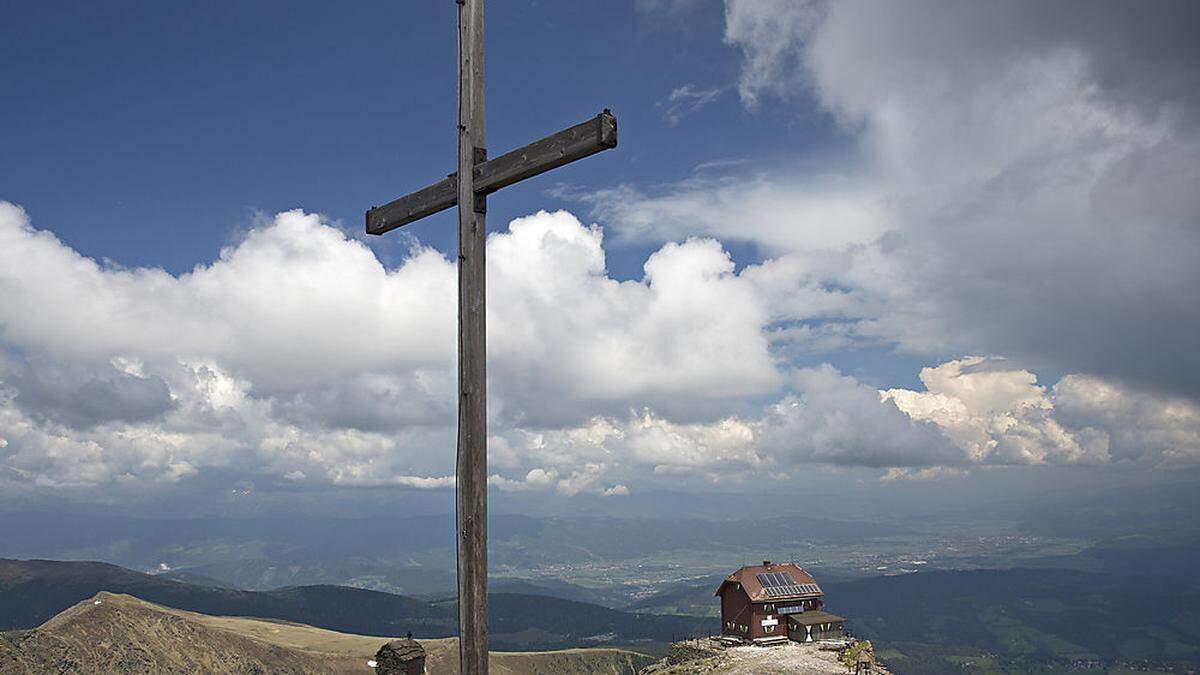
(639, 638, 890, 675)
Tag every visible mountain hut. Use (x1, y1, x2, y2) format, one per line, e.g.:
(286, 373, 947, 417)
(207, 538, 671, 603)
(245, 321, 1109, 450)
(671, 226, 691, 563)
(714, 561, 844, 645)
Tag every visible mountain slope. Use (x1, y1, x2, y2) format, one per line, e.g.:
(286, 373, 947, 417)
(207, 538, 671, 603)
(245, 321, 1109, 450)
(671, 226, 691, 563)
(0, 592, 349, 674)
(0, 558, 438, 636)
(0, 592, 656, 674)
(828, 568, 1200, 666)
(0, 559, 713, 650)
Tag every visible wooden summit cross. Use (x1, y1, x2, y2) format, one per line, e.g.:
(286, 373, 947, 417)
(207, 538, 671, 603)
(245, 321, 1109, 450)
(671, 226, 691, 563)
(364, 1, 616, 673)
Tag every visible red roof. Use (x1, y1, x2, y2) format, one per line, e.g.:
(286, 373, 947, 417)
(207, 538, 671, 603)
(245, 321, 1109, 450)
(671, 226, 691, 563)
(714, 561, 822, 602)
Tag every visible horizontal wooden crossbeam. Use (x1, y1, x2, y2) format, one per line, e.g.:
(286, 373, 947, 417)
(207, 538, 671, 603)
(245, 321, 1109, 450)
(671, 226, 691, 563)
(366, 110, 617, 235)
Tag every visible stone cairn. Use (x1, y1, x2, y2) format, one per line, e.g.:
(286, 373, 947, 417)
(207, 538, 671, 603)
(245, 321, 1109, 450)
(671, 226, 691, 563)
(373, 636, 426, 675)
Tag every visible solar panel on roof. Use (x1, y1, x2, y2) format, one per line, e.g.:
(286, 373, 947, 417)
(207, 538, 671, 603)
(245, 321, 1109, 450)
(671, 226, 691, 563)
(757, 572, 791, 587)
(756, 572, 822, 597)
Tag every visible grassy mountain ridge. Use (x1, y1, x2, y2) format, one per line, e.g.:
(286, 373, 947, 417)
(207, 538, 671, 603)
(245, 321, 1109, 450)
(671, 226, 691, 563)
(0, 559, 436, 637)
(0, 592, 346, 674)
(0, 592, 656, 674)
(0, 558, 712, 650)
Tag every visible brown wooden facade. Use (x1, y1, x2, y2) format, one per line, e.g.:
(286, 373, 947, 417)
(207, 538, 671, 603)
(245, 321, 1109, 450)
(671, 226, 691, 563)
(715, 561, 843, 644)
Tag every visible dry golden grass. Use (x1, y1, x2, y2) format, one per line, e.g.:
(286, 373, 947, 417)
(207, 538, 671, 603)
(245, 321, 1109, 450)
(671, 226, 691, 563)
(0, 592, 653, 674)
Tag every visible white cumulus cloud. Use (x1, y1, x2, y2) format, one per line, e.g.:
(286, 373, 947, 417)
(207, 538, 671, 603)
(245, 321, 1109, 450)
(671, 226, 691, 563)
(594, 0, 1200, 400)
(2, 189, 1197, 495)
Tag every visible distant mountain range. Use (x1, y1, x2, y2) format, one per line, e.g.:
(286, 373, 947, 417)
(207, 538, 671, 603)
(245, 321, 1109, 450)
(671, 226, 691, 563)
(3, 482, 1197, 672)
(0, 558, 713, 650)
(632, 566, 1200, 672)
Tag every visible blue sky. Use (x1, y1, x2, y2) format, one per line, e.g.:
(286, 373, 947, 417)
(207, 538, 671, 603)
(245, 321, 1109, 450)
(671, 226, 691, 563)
(1, 1, 842, 277)
(1, 0, 1197, 507)
(4, 0, 921, 389)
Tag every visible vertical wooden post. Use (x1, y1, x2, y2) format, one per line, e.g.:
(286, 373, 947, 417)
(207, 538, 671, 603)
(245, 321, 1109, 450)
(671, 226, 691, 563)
(455, 0, 488, 673)
(365, 6, 615, 671)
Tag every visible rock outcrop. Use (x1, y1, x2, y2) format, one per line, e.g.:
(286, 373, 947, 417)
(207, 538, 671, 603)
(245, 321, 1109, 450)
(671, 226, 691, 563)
(373, 637, 426, 674)
(639, 638, 890, 675)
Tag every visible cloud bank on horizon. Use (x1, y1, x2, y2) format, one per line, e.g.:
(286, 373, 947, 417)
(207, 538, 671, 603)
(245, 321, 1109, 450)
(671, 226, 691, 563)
(2, 0, 1198, 495)
(1, 205, 1194, 494)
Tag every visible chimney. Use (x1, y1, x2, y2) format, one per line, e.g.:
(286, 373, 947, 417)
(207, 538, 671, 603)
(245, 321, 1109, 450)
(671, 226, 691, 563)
(763, 560, 772, 566)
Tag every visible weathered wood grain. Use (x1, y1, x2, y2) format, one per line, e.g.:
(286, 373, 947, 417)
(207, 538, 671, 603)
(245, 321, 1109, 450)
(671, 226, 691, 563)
(471, 110, 617, 194)
(365, 111, 617, 235)
(455, 0, 489, 673)
(364, 3, 618, 673)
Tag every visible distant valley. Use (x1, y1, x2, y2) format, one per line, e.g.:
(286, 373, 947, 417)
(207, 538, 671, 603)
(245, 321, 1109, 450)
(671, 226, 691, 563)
(2, 482, 1198, 672)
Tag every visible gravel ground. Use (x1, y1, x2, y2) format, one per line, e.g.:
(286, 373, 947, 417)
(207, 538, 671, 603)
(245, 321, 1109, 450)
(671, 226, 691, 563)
(641, 640, 891, 675)
(717, 643, 850, 674)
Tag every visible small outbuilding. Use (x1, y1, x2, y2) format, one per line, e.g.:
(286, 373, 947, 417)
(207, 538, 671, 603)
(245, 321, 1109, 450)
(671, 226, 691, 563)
(715, 560, 843, 645)
(787, 610, 846, 642)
